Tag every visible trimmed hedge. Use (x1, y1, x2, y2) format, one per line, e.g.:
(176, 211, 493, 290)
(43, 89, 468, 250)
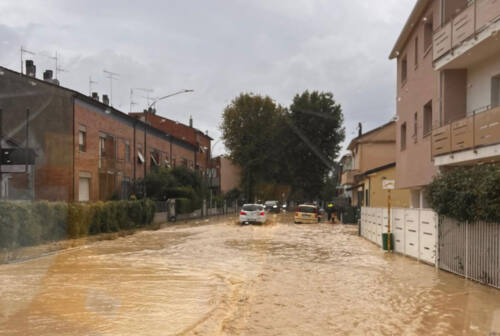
(176, 198, 194, 214)
(427, 165, 500, 222)
(0, 199, 156, 249)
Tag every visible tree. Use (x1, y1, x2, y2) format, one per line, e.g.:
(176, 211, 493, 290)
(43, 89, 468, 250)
(220, 93, 285, 201)
(284, 91, 345, 200)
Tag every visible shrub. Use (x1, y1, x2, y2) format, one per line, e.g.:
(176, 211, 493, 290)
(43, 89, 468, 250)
(0, 199, 157, 249)
(176, 198, 193, 214)
(427, 164, 500, 222)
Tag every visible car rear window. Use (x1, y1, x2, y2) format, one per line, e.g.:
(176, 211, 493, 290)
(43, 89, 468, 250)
(265, 201, 278, 206)
(298, 206, 316, 213)
(242, 205, 259, 211)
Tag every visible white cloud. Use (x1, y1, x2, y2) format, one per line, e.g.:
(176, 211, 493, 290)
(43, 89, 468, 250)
(0, 0, 414, 156)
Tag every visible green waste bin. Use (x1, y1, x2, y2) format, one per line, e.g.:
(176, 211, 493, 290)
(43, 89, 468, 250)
(382, 233, 394, 251)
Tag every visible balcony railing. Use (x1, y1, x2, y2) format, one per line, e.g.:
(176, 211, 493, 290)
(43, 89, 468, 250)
(433, 0, 500, 62)
(341, 169, 358, 185)
(431, 106, 500, 157)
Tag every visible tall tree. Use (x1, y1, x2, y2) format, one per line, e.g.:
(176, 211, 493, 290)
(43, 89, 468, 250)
(220, 93, 285, 201)
(285, 91, 345, 200)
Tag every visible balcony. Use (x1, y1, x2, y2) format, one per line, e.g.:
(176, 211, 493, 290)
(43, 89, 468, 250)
(431, 106, 500, 162)
(341, 169, 358, 185)
(433, 0, 500, 69)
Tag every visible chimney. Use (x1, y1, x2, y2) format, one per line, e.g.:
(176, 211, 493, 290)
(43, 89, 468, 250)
(102, 94, 109, 105)
(25, 60, 36, 77)
(189, 116, 193, 128)
(358, 122, 362, 137)
(43, 70, 53, 81)
(91, 92, 99, 101)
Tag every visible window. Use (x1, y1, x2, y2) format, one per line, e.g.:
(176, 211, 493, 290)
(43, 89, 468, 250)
(401, 122, 407, 150)
(424, 16, 433, 51)
(401, 55, 407, 84)
(137, 144, 144, 164)
(491, 75, 500, 108)
(182, 158, 188, 167)
(423, 101, 433, 136)
(78, 126, 87, 152)
(414, 37, 419, 69)
(124, 141, 130, 163)
(413, 112, 418, 142)
(99, 135, 106, 157)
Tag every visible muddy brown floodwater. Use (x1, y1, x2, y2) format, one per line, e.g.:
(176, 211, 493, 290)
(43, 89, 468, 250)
(1, 214, 500, 336)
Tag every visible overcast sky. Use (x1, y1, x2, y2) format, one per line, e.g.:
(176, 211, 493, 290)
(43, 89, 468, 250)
(0, 0, 414, 156)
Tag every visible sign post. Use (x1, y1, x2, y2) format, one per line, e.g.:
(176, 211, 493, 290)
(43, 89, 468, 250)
(382, 180, 395, 252)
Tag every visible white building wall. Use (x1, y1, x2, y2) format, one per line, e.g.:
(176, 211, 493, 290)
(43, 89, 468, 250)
(467, 54, 500, 115)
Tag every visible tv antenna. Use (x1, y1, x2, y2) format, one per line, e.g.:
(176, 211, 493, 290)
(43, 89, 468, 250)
(89, 76, 98, 96)
(20, 46, 36, 74)
(103, 69, 120, 106)
(130, 88, 153, 112)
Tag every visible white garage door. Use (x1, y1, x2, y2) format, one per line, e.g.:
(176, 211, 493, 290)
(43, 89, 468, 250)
(79, 177, 90, 201)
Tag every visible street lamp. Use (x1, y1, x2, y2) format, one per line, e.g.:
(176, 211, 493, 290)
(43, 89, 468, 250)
(147, 89, 194, 111)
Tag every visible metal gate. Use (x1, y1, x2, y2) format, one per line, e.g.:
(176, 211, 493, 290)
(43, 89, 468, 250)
(439, 218, 500, 289)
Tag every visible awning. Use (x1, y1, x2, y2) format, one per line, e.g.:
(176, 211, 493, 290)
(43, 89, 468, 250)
(137, 151, 145, 163)
(150, 153, 159, 166)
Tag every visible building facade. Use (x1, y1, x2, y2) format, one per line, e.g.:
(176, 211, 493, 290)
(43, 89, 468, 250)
(391, 0, 500, 207)
(339, 121, 410, 207)
(0, 64, 206, 202)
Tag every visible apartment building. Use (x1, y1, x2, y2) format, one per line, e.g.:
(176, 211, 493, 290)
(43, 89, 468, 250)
(339, 121, 409, 207)
(0, 63, 205, 202)
(391, 0, 500, 207)
(212, 155, 241, 194)
(129, 112, 212, 172)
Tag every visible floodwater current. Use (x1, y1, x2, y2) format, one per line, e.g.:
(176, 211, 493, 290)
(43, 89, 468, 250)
(1, 214, 500, 335)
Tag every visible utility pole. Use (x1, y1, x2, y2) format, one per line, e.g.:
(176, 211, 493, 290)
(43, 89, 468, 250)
(0, 109, 3, 199)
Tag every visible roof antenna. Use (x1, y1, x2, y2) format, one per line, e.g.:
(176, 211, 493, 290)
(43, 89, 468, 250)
(20, 46, 36, 75)
(130, 88, 153, 112)
(89, 76, 98, 96)
(103, 69, 120, 106)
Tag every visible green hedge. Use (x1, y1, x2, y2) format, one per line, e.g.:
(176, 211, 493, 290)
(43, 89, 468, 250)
(175, 198, 194, 214)
(427, 165, 500, 222)
(0, 199, 156, 249)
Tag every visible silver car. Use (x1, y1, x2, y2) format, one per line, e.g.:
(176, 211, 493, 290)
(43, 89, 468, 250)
(239, 204, 267, 225)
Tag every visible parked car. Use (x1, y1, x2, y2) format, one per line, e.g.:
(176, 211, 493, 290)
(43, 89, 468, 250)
(265, 200, 280, 213)
(240, 204, 267, 225)
(294, 204, 320, 224)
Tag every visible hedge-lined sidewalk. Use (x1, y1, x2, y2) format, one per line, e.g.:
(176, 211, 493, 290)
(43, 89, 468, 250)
(0, 200, 156, 250)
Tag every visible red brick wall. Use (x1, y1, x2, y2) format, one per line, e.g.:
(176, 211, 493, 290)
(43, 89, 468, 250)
(130, 112, 211, 170)
(74, 100, 198, 201)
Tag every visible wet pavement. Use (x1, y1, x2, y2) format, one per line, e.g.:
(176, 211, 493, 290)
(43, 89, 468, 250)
(1, 214, 500, 335)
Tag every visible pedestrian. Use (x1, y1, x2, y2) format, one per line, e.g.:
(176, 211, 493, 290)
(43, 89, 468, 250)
(327, 202, 334, 222)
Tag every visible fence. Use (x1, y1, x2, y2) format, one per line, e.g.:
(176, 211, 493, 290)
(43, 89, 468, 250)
(154, 200, 238, 223)
(360, 207, 438, 265)
(439, 217, 500, 289)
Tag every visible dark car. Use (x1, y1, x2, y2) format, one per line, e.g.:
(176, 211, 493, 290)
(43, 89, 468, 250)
(264, 200, 280, 213)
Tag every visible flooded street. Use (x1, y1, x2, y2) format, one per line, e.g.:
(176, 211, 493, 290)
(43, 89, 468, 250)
(1, 214, 500, 336)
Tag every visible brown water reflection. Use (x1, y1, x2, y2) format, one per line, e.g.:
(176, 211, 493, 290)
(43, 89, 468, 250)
(0, 215, 500, 335)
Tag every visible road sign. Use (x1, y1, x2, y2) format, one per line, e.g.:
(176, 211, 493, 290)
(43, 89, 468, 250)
(382, 180, 395, 190)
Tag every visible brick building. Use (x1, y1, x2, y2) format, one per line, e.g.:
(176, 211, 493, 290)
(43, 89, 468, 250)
(129, 112, 212, 171)
(0, 63, 209, 202)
